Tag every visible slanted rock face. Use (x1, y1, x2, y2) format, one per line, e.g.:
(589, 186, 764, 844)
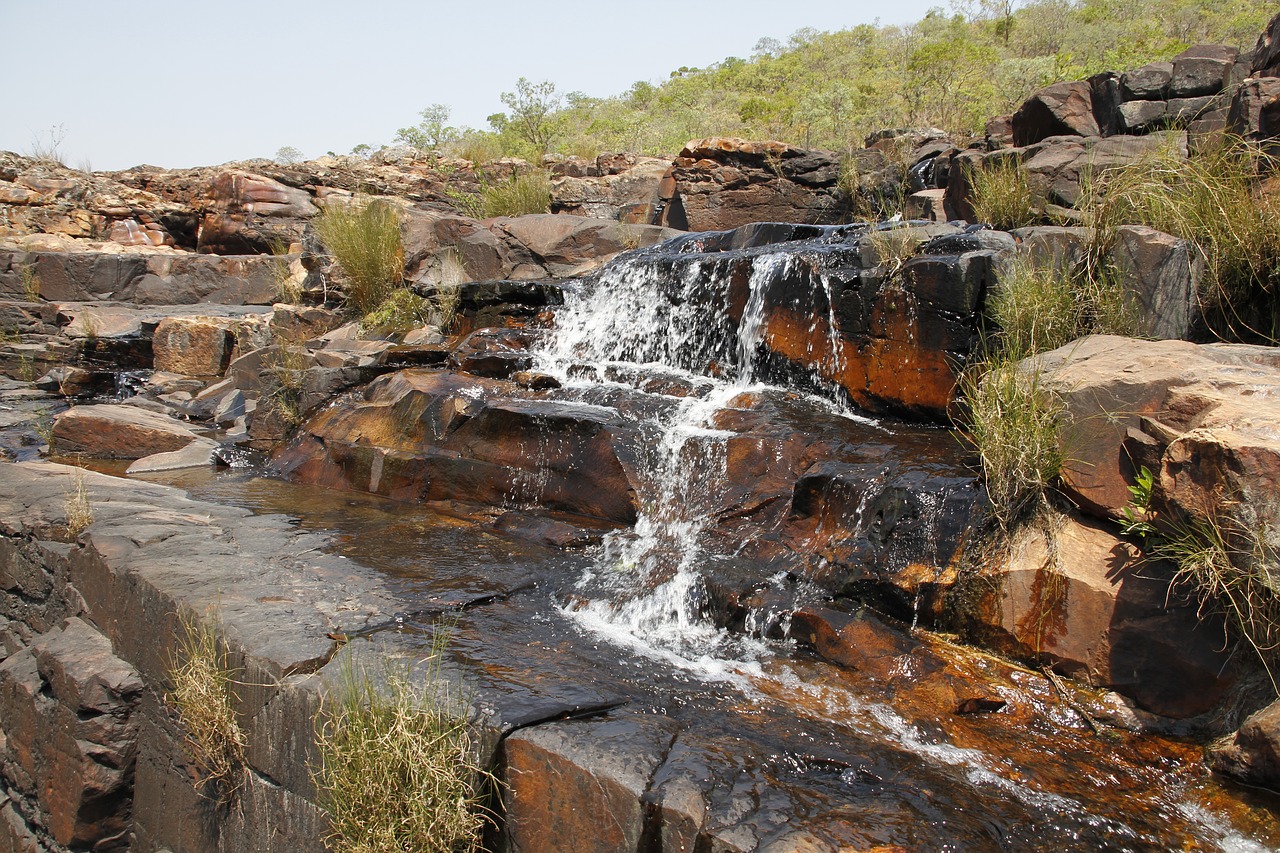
(1011, 81, 1100, 146)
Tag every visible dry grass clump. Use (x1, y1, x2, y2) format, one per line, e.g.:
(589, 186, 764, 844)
(1080, 137, 1280, 342)
(63, 469, 93, 536)
(314, 199, 405, 316)
(989, 255, 1139, 358)
(959, 357, 1065, 531)
(313, 643, 487, 853)
(168, 608, 247, 800)
(967, 156, 1044, 230)
(19, 264, 41, 302)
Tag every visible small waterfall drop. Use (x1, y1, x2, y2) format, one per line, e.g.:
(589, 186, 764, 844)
(536, 245, 853, 668)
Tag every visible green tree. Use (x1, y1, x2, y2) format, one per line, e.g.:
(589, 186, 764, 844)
(395, 103, 458, 152)
(497, 78, 563, 156)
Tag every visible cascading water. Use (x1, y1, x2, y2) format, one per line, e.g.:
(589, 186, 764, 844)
(534, 244, 865, 668)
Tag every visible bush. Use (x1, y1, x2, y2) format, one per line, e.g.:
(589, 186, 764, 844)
(314, 643, 486, 853)
(967, 156, 1043, 230)
(959, 356, 1065, 530)
(360, 287, 460, 337)
(313, 199, 405, 316)
(988, 255, 1139, 358)
(1080, 137, 1280, 343)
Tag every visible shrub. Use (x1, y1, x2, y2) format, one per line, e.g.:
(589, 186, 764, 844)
(313, 641, 487, 853)
(361, 288, 435, 337)
(1080, 137, 1280, 343)
(167, 608, 246, 800)
(988, 255, 1139, 358)
(967, 156, 1043, 230)
(313, 199, 405, 316)
(959, 356, 1065, 530)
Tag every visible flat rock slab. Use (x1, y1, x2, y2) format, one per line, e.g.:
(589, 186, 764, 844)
(125, 437, 220, 473)
(53, 403, 207, 459)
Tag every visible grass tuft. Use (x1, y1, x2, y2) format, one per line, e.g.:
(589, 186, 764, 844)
(448, 170, 551, 219)
(314, 199, 405, 316)
(959, 356, 1065, 531)
(967, 156, 1044, 231)
(314, 639, 487, 853)
(63, 468, 93, 537)
(168, 608, 246, 801)
(19, 264, 41, 302)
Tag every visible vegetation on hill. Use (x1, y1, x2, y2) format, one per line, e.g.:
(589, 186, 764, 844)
(383, 0, 1271, 161)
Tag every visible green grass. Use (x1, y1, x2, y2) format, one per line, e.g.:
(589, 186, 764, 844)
(447, 170, 551, 220)
(967, 156, 1043, 231)
(313, 639, 487, 853)
(167, 608, 246, 801)
(1080, 137, 1280, 343)
(959, 356, 1065, 531)
(313, 199, 405, 316)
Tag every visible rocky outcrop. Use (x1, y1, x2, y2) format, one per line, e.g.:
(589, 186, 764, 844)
(952, 336, 1280, 722)
(658, 138, 844, 231)
(549, 153, 671, 222)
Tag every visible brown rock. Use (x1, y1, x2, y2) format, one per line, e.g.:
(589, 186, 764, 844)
(491, 214, 678, 278)
(960, 510, 1234, 717)
(1170, 47, 1236, 98)
(52, 404, 204, 459)
(0, 618, 142, 848)
(1012, 82, 1100, 146)
(1226, 77, 1280, 141)
(503, 714, 679, 853)
(662, 137, 843, 231)
(1031, 336, 1280, 523)
(1210, 698, 1280, 785)
(1253, 11, 1280, 77)
(151, 316, 235, 376)
(1120, 62, 1173, 100)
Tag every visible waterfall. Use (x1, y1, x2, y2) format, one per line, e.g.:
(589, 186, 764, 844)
(535, 246, 852, 667)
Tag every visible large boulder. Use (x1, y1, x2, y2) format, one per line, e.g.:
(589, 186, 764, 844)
(1030, 336, 1280, 530)
(550, 154, 671, 222)
(1011, 82, 1100, 146)
(273, 370, 644, 525)
(52, 404, 206, 459)
(489, 214, 679, 279)
(956, 510, 1236, 718)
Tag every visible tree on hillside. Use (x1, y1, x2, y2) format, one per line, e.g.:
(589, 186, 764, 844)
(497, 78, 563, 156)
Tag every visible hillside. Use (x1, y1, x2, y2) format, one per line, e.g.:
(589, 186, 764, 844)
(408, 0, 1277, 160)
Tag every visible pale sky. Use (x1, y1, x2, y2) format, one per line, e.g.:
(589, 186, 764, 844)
(1, 0, 943, 171)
